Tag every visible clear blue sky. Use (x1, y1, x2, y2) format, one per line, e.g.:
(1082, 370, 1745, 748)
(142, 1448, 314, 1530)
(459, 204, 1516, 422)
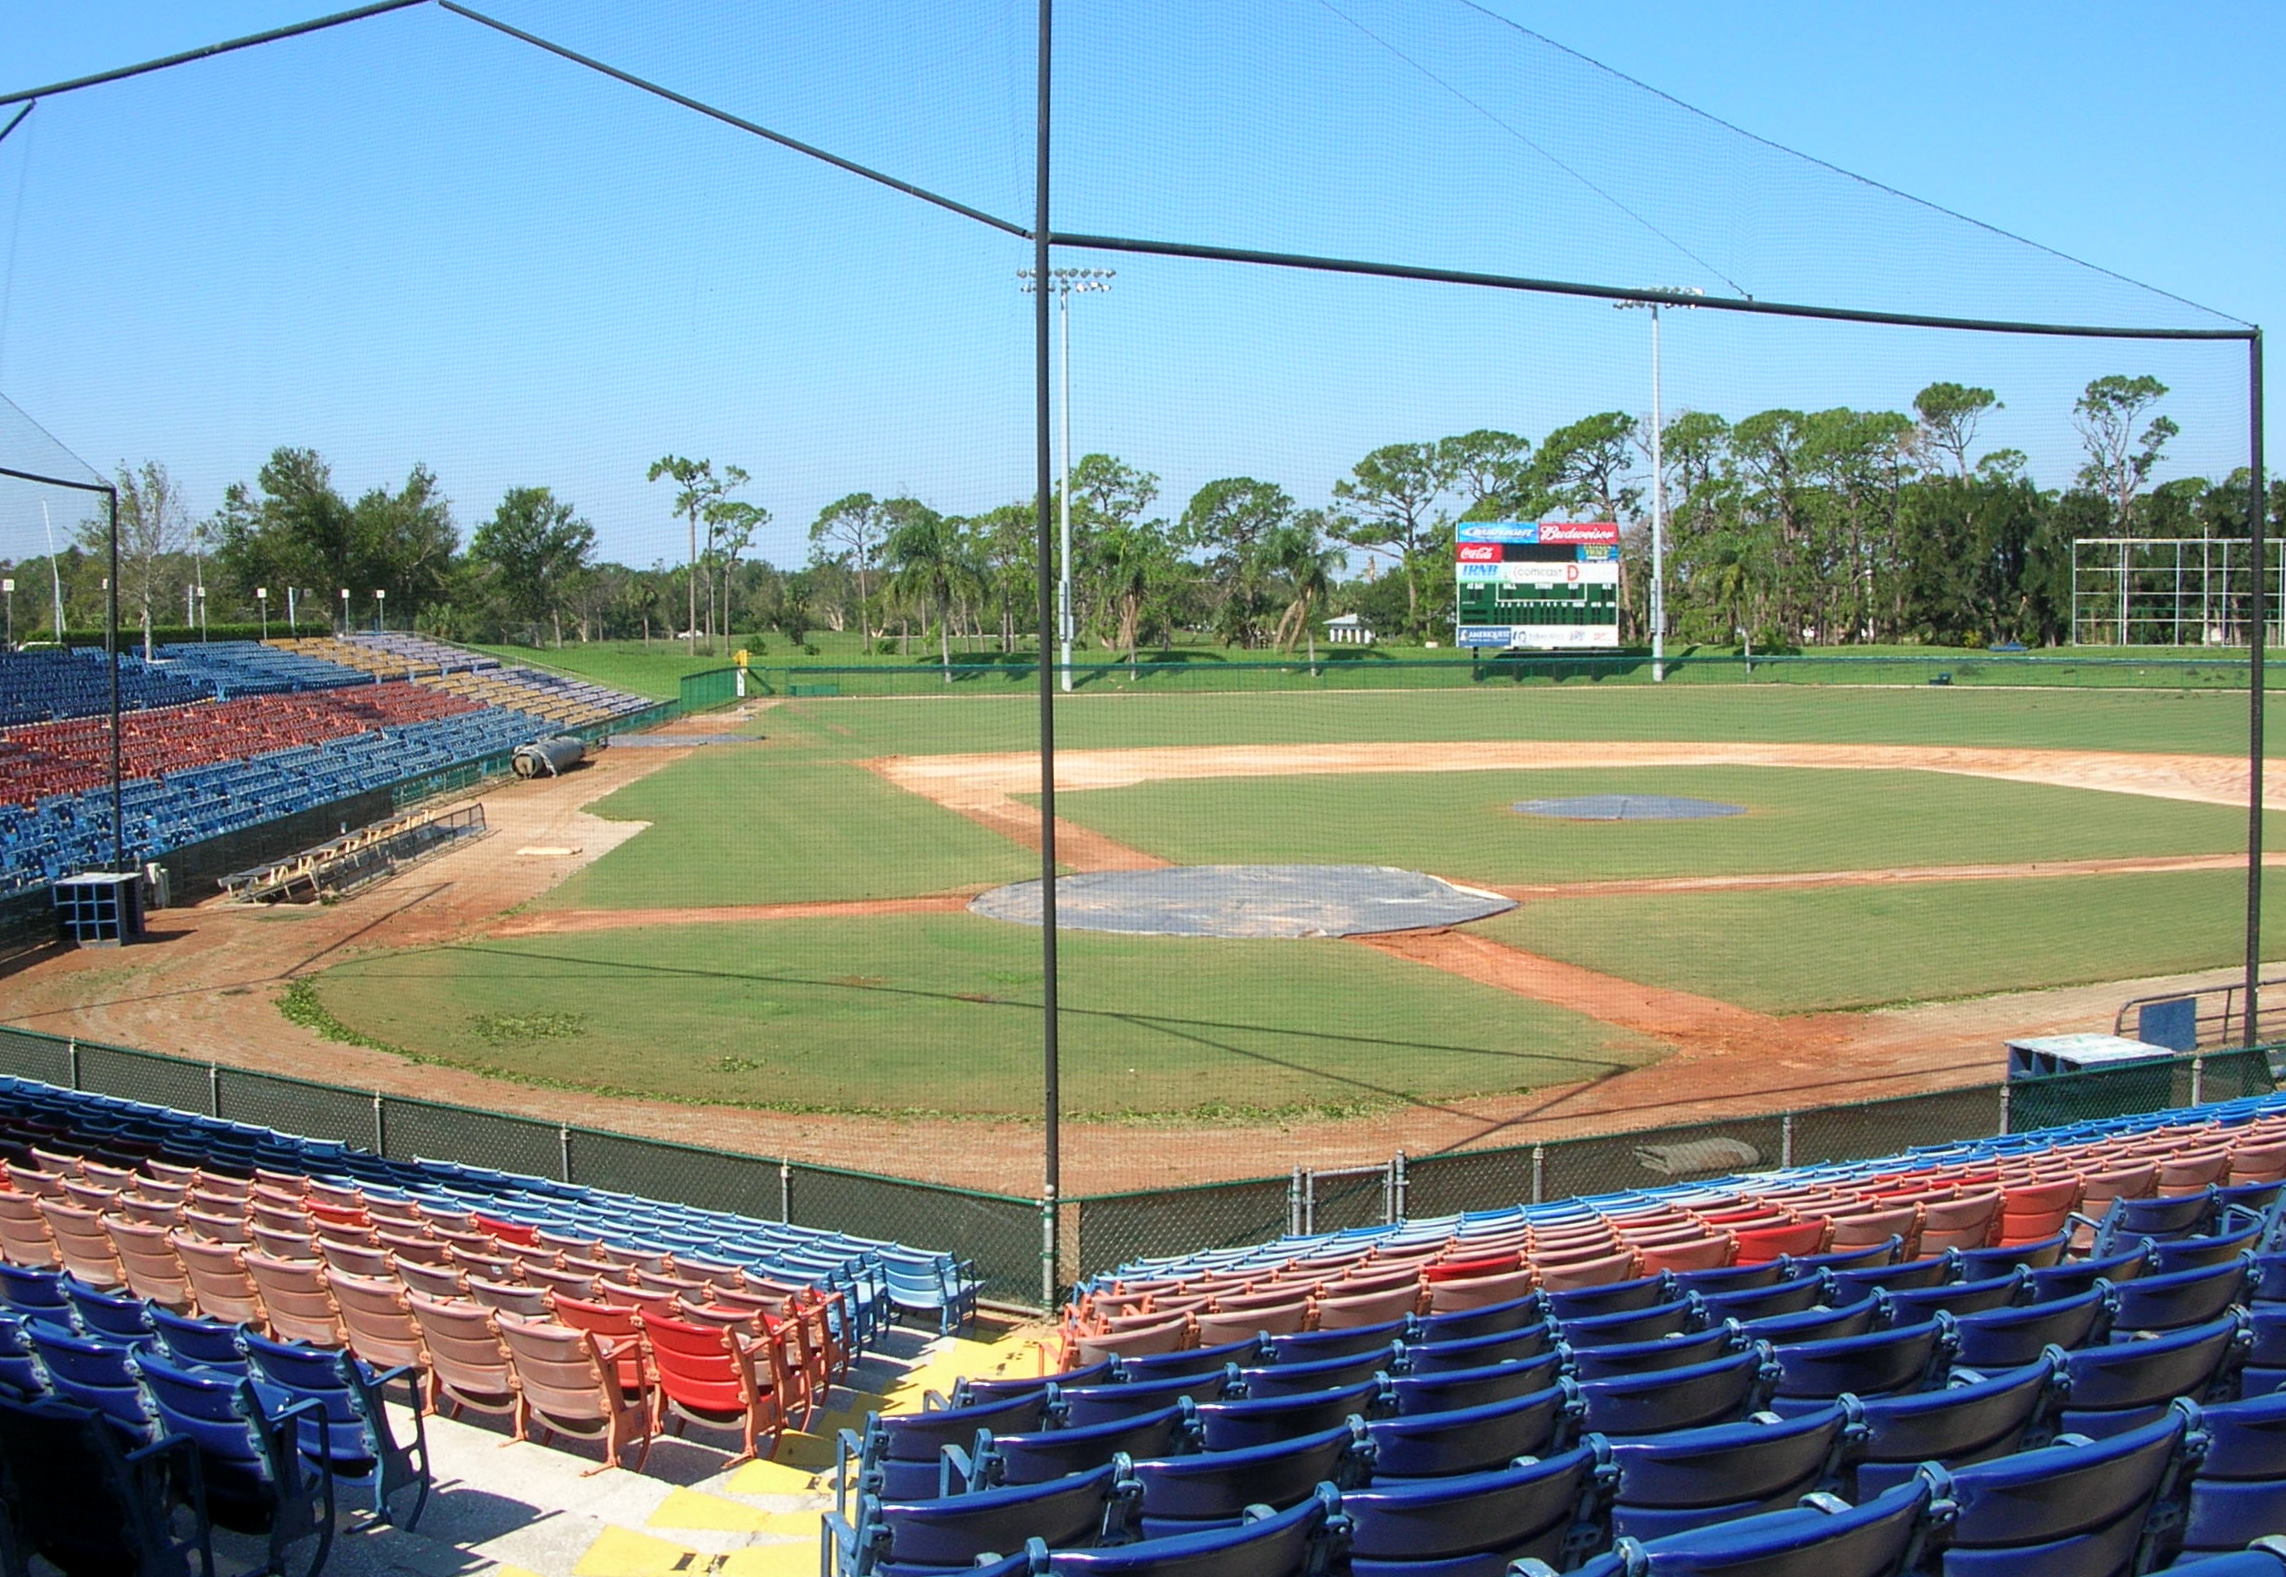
(0, 1, 2275, 573)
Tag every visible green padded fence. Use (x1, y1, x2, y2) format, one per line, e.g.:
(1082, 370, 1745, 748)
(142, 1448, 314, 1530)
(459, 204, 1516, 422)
(742, 651, 2286, 701)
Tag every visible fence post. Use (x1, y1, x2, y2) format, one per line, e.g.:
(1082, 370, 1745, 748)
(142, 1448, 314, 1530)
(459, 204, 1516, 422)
(1390, 1151, 1407, 1224)
(557, 1124, 573, 1183)
(780, 1159, 793, 1222)
(2192, 1055, 2207, 1107)
(371, 1095, 386, 1157)
(1997, 1080, 2012, 1136)
(1040, 1191, 1058, 1309)
(66, 1038, 79, 1090)
(1288, 1166, 1303, 1237)
(1780, 1112, 1794, 1169)
(208, 1062, 222, 1119)
(1531, 1144, 1545, 1206)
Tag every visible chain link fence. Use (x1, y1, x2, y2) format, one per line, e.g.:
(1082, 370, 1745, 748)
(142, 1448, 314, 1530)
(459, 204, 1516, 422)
(0, 1024, 2274, 1305)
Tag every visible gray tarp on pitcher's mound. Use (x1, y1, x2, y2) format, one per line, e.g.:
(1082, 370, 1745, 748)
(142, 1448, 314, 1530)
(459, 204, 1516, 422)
(969, 864, 1515, 939)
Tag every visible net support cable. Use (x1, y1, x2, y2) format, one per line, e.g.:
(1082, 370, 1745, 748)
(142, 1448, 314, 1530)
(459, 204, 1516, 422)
(0, 1, 2267, 1234)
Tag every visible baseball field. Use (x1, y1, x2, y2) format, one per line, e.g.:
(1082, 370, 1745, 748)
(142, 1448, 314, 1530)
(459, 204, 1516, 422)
(283, 679, 2284, 1167)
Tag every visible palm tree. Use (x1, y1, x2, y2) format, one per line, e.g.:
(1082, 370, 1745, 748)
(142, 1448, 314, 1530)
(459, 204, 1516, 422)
(1268, 514, 1340, 674)
(883, 498, 972, 682)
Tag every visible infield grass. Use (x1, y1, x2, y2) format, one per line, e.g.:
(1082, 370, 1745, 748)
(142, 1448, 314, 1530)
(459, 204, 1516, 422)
(1043, 767, 2279, 885)
(308, 915, 1661, 1118)
(1482, 868, 2286, 1014)
(542, 756, 1037, 909)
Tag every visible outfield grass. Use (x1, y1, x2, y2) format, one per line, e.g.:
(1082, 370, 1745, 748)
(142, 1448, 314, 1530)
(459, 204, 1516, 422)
(550, 685, 2269, 910)
(1481, 868, 2286, 1014)
(309, 915, 1662, 1118)
(1041, 768, 2280, 885)
(542, 755, 1038, 909)
(771, 683, 2264, 760)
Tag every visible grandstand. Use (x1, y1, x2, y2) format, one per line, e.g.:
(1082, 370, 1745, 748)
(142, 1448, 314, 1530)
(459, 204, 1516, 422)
(0, 636, 658, 896)
(1, 1069, 2284, 1571)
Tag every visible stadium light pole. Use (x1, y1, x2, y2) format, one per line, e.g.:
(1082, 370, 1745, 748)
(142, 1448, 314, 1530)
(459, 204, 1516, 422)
(1019, 266, 1113, 692)
(1615, 288, 1702, 682)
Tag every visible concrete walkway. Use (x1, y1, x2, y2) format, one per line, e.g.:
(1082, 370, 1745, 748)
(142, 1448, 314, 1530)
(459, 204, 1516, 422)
(200, 1327, 1047, 1577)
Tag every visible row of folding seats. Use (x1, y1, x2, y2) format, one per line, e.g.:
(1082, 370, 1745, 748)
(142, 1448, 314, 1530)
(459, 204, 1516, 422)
(141, 640, 370, 696)
(0, 647, 208, 726)
(850, 1231, 2286, 1575)
(0, 1075, 972, 1351)
(1072, 1092, 2286, 1307)
(829, 1390, 2286, 1577)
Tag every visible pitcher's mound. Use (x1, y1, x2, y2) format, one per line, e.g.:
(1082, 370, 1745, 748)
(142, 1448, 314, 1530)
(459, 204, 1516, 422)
(1516, 795, 1746, 821)
(969, 864, 1515, 939)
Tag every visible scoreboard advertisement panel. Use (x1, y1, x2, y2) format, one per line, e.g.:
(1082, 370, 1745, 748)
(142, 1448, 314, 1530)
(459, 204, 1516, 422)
(1454, 522, 1621, 649)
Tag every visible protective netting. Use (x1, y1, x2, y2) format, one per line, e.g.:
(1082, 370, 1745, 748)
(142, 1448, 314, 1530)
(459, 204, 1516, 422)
(0, 3, 2268, 1302)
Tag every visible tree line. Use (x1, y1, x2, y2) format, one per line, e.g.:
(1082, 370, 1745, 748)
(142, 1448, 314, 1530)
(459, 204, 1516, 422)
(5, 375, 2276, 660)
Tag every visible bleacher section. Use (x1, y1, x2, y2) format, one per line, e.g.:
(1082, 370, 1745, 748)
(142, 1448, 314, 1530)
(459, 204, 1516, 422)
(420, 666, 650, 727)
(8, 1076, 2286, 1571)
(802, 1093, 2286, 1577)
(137, 639, 372, 697)
(0, 647, 209, 726)
(273, 632, 497, 681)
(2, 634, 659, 896)
(0, 1073, 983, 1571)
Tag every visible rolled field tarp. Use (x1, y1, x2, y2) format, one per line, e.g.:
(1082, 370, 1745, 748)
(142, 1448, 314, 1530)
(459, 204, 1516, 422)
(511, 735, 588, 778)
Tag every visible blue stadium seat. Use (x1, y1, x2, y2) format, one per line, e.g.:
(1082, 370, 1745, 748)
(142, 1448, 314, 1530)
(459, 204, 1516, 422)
(2109, 1256, 2255, 1334)
(1193, 1378, 1385, 1450)
(1568, 1327, 1740, 1382)
(1402, 1321, 1557, 1373)
(1234, 1349, 1393, 1399)
(1062, 1371, 1236, 1429)
(1030, 1486, 1341, 1577)
(1844, 1358, 2059, 1497)
(1576, 1347, 1774, 1438)
(946, 1404, 1194, 1493)
(1345, 1445, 1615, 1575)
(1561, 1299, 1700, 1350)
(1118, 1339, 1265, 1385)
(1363, 1381, 1578, 1481)
(2179, 1392, 2286, 1560)
(1768, 1318, 1953, 1412)
(1951, 1287, 2109, 1369)
(1693, 1278, 1829, 1324)
(2049, 1312, 2248, 1438)
(1606, 1403, 1858, 1542)
(239, 1330, 429, 1529)
(838, 1391, 1055, 1509)
(1879, 1271, 2025, 1326)
(1265, 1320, 1409, 1364)
(1916, 1404, 2190, 1576)
(135, 1349, 335, 1577)
(2085, 1191, 2219, 1257)
(1125, 1423, 1365, 1535)
(1523, 1476, 1934, 1577)
(825, 1461, 1129, 1577)
(1388, 1352, 1565, 1415)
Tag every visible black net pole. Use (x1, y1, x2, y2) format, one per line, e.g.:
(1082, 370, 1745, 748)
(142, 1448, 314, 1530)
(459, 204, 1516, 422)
(2249, 330, 2268, 1046)
(1032, 0, 1063, 1308)
(107, 485, 122, 870)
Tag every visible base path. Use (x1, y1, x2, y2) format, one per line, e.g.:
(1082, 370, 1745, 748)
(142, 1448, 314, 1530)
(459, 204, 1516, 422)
(871, 739, 2286, 818)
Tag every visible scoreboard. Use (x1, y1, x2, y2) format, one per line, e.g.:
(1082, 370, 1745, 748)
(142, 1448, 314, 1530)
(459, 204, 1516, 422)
(1454, 521, 1621, 650)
